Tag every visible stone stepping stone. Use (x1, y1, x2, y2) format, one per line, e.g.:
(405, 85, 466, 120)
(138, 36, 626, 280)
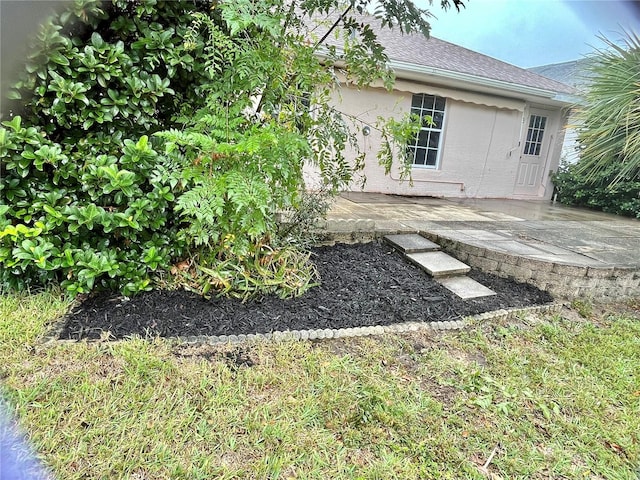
(406, 251, 471, 277)
(437, 276, 497, 299)
(384, 234, 440, 253)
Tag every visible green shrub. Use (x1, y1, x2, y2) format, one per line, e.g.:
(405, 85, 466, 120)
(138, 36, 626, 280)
(0, 117, 187, 295)
(1, 1, 212, 295)
(552, 32, 640, 219)
(155, 122, 320, 300)
(552, 162, 640, 218)
(0, 0, 326, 298)
(6, 0, 211, 139)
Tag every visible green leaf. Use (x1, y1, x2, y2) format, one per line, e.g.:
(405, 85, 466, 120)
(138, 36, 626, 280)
(136, 135, 148, 149)
(90, 32, 105, 49)
(7, 90, 22, 100)
(2, 116, 22, 132)
(50, 52, 70, 66)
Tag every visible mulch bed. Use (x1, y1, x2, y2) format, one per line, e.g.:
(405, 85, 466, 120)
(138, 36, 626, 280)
(59, 242, 553, 341)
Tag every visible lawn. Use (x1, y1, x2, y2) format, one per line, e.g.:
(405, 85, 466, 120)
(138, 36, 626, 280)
(1, 291, 639, 479)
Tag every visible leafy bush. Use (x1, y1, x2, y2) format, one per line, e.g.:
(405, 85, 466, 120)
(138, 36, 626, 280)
(0, 116, 187, 295)
(142, 1, 424, 299)
(552, 162, 640, 218)
(0, 0, 332, 298)
(552, 31, 640, 218)
(155, 123, 319, 299)
(1, 0, 454, 298)
(6, 0, 211, 138)
(1, 1, 212, 295)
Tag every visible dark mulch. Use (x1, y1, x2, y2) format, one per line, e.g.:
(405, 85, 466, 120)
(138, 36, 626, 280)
(59, 242, 553, 341)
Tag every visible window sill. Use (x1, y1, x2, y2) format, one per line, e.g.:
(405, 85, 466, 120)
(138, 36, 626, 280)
(411, 164, 439, 170)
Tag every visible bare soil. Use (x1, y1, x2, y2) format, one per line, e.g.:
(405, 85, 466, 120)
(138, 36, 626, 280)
(59, 242, 553, 340)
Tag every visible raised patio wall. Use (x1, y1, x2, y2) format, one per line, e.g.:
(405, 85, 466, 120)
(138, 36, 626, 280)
(421, 232, 640, 301)
(319, 223, 640, 301)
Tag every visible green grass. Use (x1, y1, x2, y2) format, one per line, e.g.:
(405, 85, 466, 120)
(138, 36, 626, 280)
(1, 291, 639, 479)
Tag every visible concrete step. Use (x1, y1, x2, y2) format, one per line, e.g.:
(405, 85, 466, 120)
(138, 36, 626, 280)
(406, 251, 471, 277)
(384, 234, 440, 253)
(437, 276, 497, 299)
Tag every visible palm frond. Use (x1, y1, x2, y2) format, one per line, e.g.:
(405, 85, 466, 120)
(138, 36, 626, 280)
(575, 29, 640, 185)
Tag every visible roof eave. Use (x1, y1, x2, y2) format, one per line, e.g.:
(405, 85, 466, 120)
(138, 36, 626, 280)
(390, 60, 573, 107)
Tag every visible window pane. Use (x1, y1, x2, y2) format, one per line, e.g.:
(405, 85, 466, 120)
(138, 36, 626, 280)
(417, 129, 428, 147)
(424, 95, 435, 111)
(426, 149, 437, 166)
(412, 95, 423, 108)
(414, 148, 426, 165)
(435, 97, 446, 111)
(428, 131, 440, 148)
(432, 112, 443, 128)
(523, 114, 547, 157)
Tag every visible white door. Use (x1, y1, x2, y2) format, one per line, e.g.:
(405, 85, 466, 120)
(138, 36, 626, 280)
(514, 110, 550, 196)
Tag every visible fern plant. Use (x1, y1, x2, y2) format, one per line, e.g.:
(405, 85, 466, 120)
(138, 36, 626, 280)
(153, 0, 448, 299)
(157, 113, 313, 299)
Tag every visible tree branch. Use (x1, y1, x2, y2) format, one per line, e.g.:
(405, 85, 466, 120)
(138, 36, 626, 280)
(313, 2, 354, 51)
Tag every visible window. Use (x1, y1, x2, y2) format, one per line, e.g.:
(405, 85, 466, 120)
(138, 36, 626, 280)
(523, 114, 547, 155)
(407, 94, 446, 168)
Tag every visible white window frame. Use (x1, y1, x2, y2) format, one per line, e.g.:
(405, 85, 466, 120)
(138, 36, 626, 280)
(407, 94, 446, 169)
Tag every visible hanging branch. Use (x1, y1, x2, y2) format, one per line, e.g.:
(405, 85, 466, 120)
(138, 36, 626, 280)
(313, 1, 354, 51)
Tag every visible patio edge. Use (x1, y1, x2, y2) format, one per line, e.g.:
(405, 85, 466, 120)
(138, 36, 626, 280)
(319, 227, 640, 301)
(421, 232, 640, 301)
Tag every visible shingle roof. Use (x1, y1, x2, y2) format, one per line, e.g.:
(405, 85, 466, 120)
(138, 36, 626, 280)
(373, 27, 576, 95)
(316, 12, 575, 96)
(528, 59, 592, 88)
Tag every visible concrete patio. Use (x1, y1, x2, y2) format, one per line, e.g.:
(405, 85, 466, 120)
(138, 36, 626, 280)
(324, 192, 640, 300)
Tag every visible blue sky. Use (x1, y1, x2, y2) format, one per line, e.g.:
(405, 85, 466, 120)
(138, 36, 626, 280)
(417, 0, 640, 67)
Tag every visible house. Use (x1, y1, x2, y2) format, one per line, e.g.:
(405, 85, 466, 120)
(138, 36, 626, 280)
(314, 24, 577, 200)
(528, 59, 590, 165)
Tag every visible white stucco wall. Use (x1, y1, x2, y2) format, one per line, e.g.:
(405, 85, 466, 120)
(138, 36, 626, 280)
(306, 82, 567, 199)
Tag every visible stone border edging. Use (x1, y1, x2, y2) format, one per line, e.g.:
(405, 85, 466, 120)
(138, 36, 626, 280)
(173, 303, 563, 346)
(40, 303, 562, 347)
